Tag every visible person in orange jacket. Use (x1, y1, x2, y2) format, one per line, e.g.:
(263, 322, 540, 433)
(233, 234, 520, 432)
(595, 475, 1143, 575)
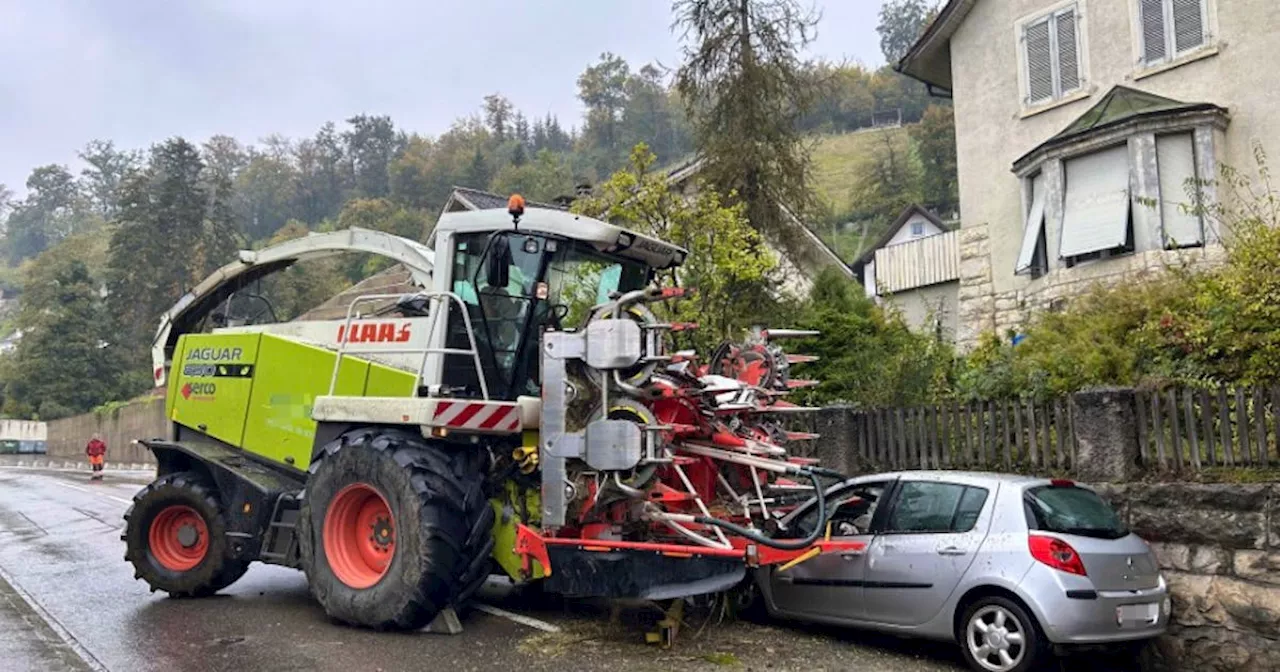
(86, 434, 106, 479)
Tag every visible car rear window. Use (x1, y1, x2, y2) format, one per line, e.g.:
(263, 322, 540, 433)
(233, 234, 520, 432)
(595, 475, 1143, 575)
(1024, 485, 1128, 540)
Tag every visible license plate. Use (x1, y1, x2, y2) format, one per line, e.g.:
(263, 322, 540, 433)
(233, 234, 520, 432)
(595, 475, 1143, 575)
(1116, 603, 1159, 627)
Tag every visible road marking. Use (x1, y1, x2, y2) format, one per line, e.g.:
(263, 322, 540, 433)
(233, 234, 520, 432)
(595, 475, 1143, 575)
(0, 564, 108, 671)
(51, 477, 133, 505)
(472, 603, 562, 633)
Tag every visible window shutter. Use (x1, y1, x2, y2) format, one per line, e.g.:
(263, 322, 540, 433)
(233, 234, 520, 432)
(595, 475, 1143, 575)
(1016, 174, 1048, 274)
(1140, 0, 1167, 63)
(1056, 11, 1080, 92)
(1059, 145, 1132, 258)
(1172, 0, 1206, 53)
(1157, 133, 1203, 247)
(1025, 19, 1054, 104)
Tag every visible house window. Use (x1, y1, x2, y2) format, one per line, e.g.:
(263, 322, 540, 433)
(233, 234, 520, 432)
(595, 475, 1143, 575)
(1020, 3, 1083, 107)
(1059, 144, 1134, 266)
(1015, 172, 1050, 278)
(1139, 0, 1210, 65)
(910, 221, 925, 237)
(1156, 132, 1203, 248)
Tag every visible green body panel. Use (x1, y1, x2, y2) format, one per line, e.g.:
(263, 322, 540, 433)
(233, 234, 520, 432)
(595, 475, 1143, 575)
(366, 360, 418, 397)
(490, 480, 546, 581)
(167, 333, 262, 447)
(242, 335, 373, 469)
(169, 332, 417, 470)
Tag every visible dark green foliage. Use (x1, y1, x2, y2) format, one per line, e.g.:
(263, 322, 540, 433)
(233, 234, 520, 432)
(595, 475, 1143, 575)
(791, 268, 953, 407)
(674, 0, 820, 248)
(876, 0, 936, 65)
(911, 105, 959, 216)
(4, 254, 119, 419)
(5, 165, 91, 264)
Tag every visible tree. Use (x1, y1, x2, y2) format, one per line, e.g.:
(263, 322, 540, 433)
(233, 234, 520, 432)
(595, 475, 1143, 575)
(573, 145, 778, 347)
(620, 64, 692, 163)
(3, 254, 119, 419)
(78, 140, 140, 219)
(107, 138, 212, 373)
(876, 0, 935, 65)
(343, 115, 400, 198)
(578, 53, 631, 152)
(674, 0, 820, 251)
(489, 149, 575, 204)
(464, 147, 491, 189)
(846, 128, 923, 229)
(911, 105, 958, 216)
(791, 268, 952, 407)
(292, 122, 352, 223)
(483, 94, 515, 142)
(234, 145, 298, 240)
(5, 165, 87, 263)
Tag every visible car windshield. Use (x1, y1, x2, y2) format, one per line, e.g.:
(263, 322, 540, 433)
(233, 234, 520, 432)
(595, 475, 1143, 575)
(1024, 484, 1128, 540)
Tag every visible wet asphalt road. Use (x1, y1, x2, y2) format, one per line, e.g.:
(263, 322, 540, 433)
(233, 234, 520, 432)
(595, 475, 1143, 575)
(0, 464, 1137, 672)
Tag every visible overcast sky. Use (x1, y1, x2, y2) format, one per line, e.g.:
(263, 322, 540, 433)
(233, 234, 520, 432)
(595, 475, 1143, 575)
(0, 1, 884, 196)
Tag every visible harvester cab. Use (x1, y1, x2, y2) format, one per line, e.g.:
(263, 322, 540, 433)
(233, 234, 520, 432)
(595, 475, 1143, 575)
(126, 197, 857, 633)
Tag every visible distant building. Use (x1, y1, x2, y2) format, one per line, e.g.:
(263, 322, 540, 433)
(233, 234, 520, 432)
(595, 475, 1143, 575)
(852, 205, 960, 339)
(899, 0, 1267, 346)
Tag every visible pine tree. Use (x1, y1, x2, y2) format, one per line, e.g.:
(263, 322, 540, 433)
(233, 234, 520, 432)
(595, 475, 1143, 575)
(674, 0, 820, 250)
(4, 257, 118, 418)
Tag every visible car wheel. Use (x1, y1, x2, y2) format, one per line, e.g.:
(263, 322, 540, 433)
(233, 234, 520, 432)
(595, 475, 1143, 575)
(959, 597, 1043, 672)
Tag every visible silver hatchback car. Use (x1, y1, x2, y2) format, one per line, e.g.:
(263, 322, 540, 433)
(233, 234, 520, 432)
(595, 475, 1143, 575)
(749, 472, 1170, 672)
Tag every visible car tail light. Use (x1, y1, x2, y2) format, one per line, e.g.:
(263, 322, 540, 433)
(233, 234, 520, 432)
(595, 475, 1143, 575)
(1029, 534, 1087, 576)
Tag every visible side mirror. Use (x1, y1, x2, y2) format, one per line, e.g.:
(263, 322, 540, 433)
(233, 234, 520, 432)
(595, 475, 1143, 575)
(485, 236, 511, 289)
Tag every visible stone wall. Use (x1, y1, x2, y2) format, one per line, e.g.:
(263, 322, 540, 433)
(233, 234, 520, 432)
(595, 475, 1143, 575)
(1095, 483, 1280, 671)
(45, 395, 167, 465)
(954, 239, 1227, 349)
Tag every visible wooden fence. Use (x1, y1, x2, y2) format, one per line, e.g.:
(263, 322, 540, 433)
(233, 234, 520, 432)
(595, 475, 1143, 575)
(1137, 385, 1280, 471)
(832, 399, 1077, 474)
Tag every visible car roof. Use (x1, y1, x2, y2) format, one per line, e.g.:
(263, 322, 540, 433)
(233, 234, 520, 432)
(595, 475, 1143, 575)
(837, 470, 1052, 489)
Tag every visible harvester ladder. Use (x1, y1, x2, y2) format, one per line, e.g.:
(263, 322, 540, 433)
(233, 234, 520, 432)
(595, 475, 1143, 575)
(260, 493, 301, 566)
(328, 291, 490, 400)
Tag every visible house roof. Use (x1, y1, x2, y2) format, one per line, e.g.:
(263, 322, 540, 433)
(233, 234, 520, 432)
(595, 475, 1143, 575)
(443, 186, 567, 213)
(852, 204, 953, 272)
(1013, 86, 1229, 171)
(896, 0, 977, 91)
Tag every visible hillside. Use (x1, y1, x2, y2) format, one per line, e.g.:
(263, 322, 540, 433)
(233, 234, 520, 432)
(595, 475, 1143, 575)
(810, 124, 916, 262)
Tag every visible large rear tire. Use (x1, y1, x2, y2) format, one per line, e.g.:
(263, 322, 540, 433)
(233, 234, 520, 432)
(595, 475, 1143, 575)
(298, 428, 493, 630)
(123, 472, 249, 597)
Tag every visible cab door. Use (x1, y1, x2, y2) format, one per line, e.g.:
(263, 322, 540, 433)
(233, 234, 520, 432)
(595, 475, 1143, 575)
(764, 479, 893, 623)
(859, 479, 993, 626)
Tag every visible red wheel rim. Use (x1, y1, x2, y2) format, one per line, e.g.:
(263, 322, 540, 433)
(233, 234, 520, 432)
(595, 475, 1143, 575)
(149, 505, 210, 572)
(323, 483, 395, 589)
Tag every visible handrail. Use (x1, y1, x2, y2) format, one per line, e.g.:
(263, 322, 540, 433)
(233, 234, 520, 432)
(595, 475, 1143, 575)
(327, 291, 490, 401)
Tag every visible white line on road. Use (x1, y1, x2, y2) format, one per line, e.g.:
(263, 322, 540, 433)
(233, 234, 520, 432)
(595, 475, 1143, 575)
(50, 476, 133, 505)
(473, 603, 562, 633)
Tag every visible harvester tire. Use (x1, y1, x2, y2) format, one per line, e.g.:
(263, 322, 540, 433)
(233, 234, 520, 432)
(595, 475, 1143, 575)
(298, 428, 491, 630)
(123, 471, 249, 597)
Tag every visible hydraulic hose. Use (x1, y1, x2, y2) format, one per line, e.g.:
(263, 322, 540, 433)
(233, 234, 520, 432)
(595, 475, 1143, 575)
(693, 469, 828, 550)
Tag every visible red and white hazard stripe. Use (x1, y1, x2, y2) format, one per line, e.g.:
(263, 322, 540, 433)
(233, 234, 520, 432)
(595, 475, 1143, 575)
(432, 401, 521, 433)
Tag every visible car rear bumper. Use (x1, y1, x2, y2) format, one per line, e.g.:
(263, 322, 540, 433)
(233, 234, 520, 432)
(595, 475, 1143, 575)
(1019, 564, 1170, 644)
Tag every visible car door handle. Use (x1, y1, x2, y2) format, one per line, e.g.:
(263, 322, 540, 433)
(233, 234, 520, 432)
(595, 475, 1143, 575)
(936, 545, 967, 556)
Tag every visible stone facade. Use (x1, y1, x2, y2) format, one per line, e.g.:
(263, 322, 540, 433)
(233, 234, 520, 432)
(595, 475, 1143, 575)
(956, 240, 1227, 348)
(1095, 483, 1280, 671)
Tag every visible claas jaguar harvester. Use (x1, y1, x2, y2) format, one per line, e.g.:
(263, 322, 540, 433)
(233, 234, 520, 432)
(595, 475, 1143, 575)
(124, 195, 860, 631)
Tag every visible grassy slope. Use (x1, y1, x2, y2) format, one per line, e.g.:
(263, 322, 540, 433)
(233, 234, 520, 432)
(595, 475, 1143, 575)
(808, 125, 913, 262)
